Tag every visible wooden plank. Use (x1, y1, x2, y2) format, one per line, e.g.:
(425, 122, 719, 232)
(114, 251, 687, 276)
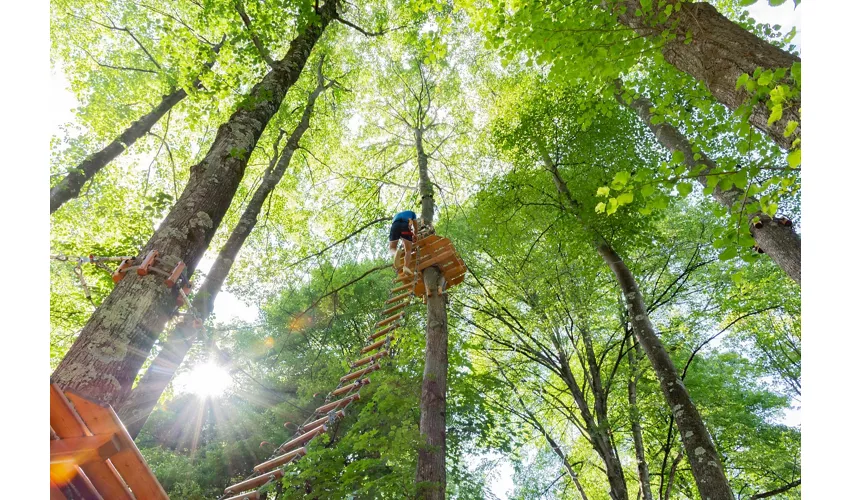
(361, 336, 393, 355)
(50, 480, 66, 500)
(381, 301, 409, 316)
(65, 392, 168, 500)
(332, 378, 370, 396)
(316, 393, 360, 414)
(417, 237, 452, 260)
(301, 410, 345, 433)
(413, 234, 440, 248)
(351, 350, 389, 368)
(375, 312, 403, 328)
(280, 425, 326, 452)
(50, 384, 89, 439)
(417, 247, 455, 271)
(70, 467, 104, 500)
(223, 490, 261, 500)
(369, 324, 399, 341)
(385, 292, 411, 304)
(77, 461, 133, 500)
(340, 363, 380, 383)
(51, 434, 123, 465)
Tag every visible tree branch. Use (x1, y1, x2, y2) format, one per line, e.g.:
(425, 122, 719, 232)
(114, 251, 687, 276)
(235, 0, 276, 67)
(750, 479, 801, 499)
(295, 264, 392, 319)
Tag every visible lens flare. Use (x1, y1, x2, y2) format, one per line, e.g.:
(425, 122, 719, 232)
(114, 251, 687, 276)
(184, 362, 232, 398)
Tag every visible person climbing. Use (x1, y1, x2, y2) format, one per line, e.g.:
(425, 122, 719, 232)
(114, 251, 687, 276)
(389, 210, 416, 275)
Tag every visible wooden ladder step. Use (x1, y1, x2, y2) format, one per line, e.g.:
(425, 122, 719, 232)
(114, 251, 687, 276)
(381, 301, 409, 316)
(51, 434, 123, 466)
(351, 350, 389, 368)
(253, 447, 306, 474)
(391, 282, 414, 293)
(224, 468, 283, 496)
(301, 410, 345, 433)
(316, 393, 360, 414)
(361, 336, 393, 355)
(385, 292, 410, 304)
(340, 363, 380, 383)
(376, 312, 404, 328)
(369, 324, 398, 341)
(281, 425, 326, 452)
(332, 378, 370, 397)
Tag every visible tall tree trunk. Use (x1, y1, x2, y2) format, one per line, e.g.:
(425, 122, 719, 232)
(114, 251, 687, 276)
(117, 64, 330, 438)
(51, 0, 339, 407)
(627, 332, 653, 500)
(414, 127, 448, 500)
(49, 40, 225, 214)
(604, 1, 800, 150)
(615, 84, 801, 284)
(597, 243, 733, 500)
(536, 145, 734, 500)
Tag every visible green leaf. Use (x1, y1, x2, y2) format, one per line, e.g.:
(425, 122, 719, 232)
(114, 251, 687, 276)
(606, 197, 619, 215)
(596, 186, 610, 197)
(784, 120, 799, 138)
(676, 182, 693, 196)
(767, 103, 783, 125)
(671, 150, 685, 164)
(617, 192, 634, 205)
(787, 149, 801, 168)
(719, 246, 738, 261)
(595, 202, 606, 214)
(640, 184, 655, 197)
(736, 73, 750, 90)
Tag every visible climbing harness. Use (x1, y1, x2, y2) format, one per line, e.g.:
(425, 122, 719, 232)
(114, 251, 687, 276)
(219, 219, 467, 500)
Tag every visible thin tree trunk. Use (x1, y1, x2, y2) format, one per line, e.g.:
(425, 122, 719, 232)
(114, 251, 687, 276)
(627, 333, 653, 500)
(414, 126, 448, 500)
(536, 145, 734, 500)
(615, 84, 801, 284)
(117, 63, 330, 438)
(49, 40, 225, 214)
(51, 0, 339, 407)
(663, 452, 683, 500)
(604, 1, 800, 150)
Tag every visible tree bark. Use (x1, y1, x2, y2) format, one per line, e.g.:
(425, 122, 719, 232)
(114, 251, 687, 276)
(597, 244, 733, 500)
(536, 145, 734, 500)
(605, 1, 800, 150)
(414, 126, 448, 500)
(49, 39, 225, 214)
(615, 84, 801, 284)
(117, 65, 329, 438)
(627, 333, 653, 500)
(51, 0, 338, 407)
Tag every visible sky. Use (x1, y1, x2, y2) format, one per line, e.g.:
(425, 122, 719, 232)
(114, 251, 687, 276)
(49, 1, 802, 497)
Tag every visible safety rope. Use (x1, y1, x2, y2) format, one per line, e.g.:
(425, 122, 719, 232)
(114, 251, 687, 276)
(51, 254, 135, 303)
(219, 221, 425, 500)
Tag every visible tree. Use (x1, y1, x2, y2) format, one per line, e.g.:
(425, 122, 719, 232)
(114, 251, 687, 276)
(117, 58, 336, 436)
(52, 0, 341, 406)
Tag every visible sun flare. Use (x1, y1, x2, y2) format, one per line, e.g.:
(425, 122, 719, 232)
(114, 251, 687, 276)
(184, 362, 232, 398)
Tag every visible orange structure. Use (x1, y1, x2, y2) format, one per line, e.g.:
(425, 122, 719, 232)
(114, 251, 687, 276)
(50, 384, 169, 499)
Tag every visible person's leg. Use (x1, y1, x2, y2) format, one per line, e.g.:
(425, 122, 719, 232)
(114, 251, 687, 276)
(402, 238, 413, 274)
(390, 240, 403, 269)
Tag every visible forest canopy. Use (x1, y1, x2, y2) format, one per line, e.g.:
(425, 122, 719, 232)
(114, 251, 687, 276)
(46, 0, 803, 498)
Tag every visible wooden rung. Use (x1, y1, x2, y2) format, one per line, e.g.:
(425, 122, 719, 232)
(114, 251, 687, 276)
(416, 238, 452, 260)
(223, 491, 261, 500)
(340, 363, 380, 383)
(376, 312, 404, 328)
(253, 447, 306, 474)
(316, 393, 360, 414)
(281, 425, 326, 452)
(137, 250, 159, 276)
(51, 434, 123, 465)
(332, 378, 370, 396)
(301, 410, 345, 433)
(224, 469, 283, 495)
(369, 324, 398, 341)
(351, 350, 389, 368)
(381, 301, 409, 316)
(165, 261, 186, 287)
(64, 392, 168, 500)
(391, 282, 414, 293)
(361, 336, 393, 355)
(78, 460, 133, 500)
(385, 292, 411, 305)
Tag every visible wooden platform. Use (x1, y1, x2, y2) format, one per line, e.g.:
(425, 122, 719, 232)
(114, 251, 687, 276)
(50, 383, 168, 500)
(396, 234, 466, 298)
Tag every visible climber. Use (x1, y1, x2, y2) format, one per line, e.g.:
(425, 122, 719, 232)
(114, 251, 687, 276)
(389, 210, 416, 276)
